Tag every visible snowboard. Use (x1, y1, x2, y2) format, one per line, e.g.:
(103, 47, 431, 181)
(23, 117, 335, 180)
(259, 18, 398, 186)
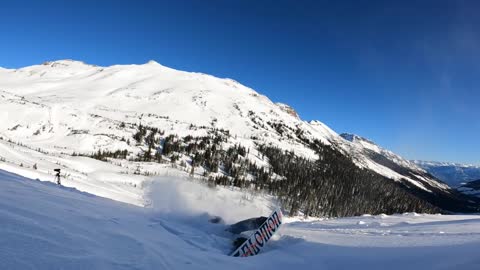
(230, 208, 283, 257)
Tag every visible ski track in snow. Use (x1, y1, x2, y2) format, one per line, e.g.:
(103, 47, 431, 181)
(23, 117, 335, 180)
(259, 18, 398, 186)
(1, 169, 480, 270)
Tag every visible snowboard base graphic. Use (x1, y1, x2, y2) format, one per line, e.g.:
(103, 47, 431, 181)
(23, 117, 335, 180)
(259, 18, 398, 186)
(230, 208, 283, 257)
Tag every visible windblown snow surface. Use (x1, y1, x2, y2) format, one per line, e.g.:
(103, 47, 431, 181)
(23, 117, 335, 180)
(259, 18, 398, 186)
(1, 170, 480, 270)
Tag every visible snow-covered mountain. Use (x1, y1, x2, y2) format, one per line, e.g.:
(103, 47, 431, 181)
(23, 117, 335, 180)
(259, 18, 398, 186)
(339, 133, 449, 191)
(0, 59, 329, 157)
(413, 160, 480, 187)
(338, 133, 479, 212)
(0, 60, 477, 214)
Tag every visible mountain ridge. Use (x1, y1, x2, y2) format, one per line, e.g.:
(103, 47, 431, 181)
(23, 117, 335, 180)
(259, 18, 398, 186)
(413, 160, 480, 187)
(0, 59, 478, 215)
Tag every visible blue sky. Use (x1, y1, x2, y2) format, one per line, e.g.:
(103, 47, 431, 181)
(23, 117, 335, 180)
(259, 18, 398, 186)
(1, 0, 478, 164)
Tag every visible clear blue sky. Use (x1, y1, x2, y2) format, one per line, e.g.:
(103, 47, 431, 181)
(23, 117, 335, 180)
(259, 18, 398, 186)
(1, 0, 478, 164)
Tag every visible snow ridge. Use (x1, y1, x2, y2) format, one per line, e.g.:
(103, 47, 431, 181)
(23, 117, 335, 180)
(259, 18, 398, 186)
(0, 60, 457, 205)
(339, 133, 451, 192)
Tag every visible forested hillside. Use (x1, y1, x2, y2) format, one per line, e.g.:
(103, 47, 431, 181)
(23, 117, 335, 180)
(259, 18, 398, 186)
(84, 124, 478, 217)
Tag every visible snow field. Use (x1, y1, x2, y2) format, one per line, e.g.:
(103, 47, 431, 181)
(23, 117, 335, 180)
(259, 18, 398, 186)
(1, 169, 480, 270)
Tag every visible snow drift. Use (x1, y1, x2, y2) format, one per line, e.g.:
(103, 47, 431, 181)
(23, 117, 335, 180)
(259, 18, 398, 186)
(1, 169, 480, 270)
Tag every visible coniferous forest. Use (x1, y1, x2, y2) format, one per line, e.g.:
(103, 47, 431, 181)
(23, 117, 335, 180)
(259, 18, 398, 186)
(84, 123, 478, 217)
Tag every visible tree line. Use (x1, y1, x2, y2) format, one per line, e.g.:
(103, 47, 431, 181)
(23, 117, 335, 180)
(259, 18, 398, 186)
(82, 123, 452, 217)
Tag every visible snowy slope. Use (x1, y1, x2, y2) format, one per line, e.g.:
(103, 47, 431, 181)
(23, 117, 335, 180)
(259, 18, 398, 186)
(0, 60, 323, 156)
(3, 60, 478, 216)
(2, 169, 480, 270)
(0, 137, 148, 206)
(0, 60, 455, 196)
(340, 133, 450, 192)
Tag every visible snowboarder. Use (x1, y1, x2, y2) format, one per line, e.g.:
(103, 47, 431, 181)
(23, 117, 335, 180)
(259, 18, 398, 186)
(54, 169, 61, 185)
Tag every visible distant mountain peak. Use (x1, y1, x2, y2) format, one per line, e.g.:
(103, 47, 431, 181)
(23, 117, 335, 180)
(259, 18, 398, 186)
(413, 160, 480, 168)
(42, 59, 95, 67)
(144, 60, 169, 68)
(146, 60, 159, 65)
(340, 133, 375, 145)
(276, 103, 299, 119)
(340, 133, 357, 142)
(39, 59, 167, 70)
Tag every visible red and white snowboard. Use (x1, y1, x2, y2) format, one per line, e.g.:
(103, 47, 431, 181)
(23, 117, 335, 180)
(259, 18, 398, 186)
(230, 208, 283, 257)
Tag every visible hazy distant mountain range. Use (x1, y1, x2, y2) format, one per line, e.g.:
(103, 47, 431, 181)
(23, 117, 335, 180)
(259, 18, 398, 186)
(413, 160, 480, 187)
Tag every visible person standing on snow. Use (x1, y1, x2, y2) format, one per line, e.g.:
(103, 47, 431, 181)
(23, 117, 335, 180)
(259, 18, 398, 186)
(54, 169, 61, 185)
